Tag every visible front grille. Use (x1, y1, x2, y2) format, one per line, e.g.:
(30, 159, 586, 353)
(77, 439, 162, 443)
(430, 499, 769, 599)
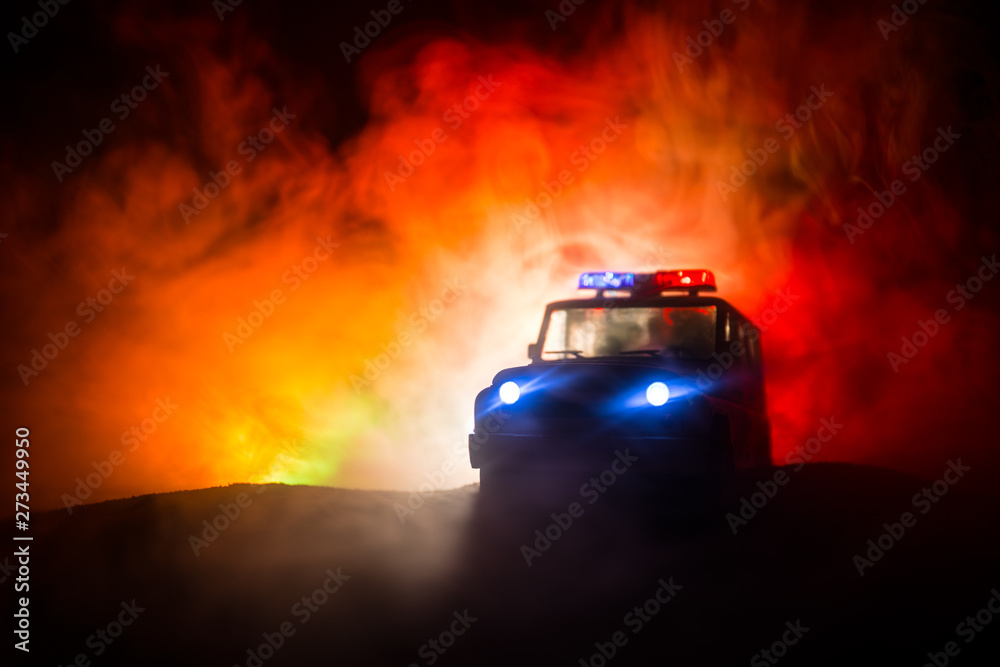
(498, 397, 678, 437)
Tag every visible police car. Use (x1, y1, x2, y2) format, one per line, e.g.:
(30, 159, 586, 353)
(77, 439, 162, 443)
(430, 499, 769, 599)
(469, 269, 771, 499)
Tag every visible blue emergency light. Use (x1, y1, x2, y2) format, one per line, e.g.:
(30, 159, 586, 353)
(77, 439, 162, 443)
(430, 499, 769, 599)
(578, 271, 635, 290)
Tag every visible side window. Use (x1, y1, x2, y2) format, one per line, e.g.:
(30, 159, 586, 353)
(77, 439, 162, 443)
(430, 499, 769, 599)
(743, 321, 761, 370)
(724, 311, 751, 371)
(734, 314, 748, 369)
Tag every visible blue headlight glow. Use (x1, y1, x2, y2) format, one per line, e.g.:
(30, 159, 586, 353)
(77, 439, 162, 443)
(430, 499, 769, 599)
(645, 381, 670, 406)
(498, 381, 521, 405)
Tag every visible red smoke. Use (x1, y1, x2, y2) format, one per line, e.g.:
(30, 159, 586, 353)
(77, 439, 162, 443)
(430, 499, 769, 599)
(2, 0, 998, 510)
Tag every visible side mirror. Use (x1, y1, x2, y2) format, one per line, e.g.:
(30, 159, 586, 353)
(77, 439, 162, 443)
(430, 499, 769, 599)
(527, 343, 540, 359)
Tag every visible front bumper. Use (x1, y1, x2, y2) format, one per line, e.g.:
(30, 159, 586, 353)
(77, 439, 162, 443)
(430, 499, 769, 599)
(469, 433, 712, 475)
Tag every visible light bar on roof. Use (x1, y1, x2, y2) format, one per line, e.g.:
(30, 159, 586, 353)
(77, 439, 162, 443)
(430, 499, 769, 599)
(580, 269, 717, 295)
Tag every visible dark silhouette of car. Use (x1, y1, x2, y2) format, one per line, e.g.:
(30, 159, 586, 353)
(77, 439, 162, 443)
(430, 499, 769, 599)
(469, 269, 771, 501)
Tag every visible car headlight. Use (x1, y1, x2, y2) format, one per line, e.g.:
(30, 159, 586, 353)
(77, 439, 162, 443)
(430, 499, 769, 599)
(645, 381, 670, 406)
(498, 381, 521, 405)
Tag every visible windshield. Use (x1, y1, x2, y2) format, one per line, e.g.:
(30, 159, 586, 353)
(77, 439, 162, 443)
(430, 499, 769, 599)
(541, 305, 717, 360)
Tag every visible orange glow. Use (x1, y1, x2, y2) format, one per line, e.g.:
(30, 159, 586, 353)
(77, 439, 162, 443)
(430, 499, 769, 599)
(3, 2, 998, 509)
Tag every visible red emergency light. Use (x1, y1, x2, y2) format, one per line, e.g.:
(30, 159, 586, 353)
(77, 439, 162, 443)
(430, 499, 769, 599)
(634, 269, 717, 296)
